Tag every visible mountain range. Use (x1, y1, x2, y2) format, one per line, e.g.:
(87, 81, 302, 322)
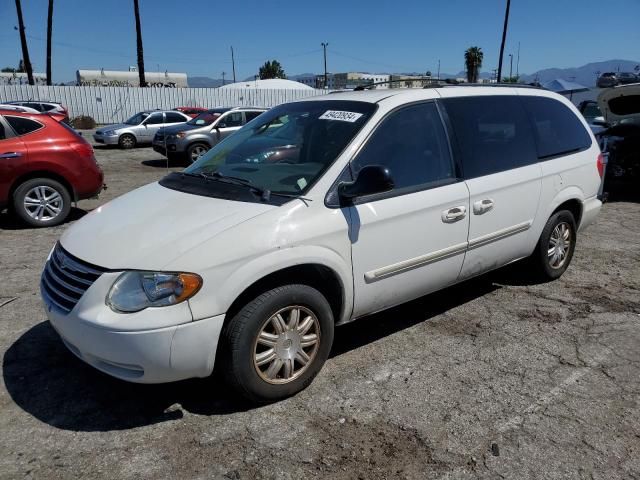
(186, 59, 640, 88)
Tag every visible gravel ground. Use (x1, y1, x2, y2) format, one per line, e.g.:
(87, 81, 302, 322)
(1, 134, 639, 479)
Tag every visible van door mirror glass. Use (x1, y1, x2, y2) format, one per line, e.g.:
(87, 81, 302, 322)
(338, 165, 394, 201)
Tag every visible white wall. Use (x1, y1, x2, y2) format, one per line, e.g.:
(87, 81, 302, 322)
(0, 85, 327, 124)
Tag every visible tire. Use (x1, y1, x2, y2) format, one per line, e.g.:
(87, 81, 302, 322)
(530, 210, 577, 280)
(187, 143, 209, 163)
(221, 284, 334, 403)
(13, 178, 71, 227)
(118, 134, 136, 149)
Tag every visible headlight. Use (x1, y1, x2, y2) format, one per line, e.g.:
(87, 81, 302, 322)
(102, 130, 114, 136)
(176, 132, 187, 139)
(106, 271, 202, 313)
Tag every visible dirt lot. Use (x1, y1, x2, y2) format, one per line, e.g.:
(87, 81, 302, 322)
(1, 135, 639, 479)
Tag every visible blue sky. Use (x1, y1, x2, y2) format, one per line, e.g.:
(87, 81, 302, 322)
(1, 0, 638, 82)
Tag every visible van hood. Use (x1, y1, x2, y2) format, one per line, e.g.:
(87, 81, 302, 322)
(597, 84, 640, 124)
(60, 182, 275, 270)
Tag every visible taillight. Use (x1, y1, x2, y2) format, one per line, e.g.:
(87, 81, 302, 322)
(597, 153, 604, 178)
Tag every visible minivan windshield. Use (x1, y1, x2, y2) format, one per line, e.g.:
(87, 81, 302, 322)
(125, 112, 149, 125)
(187, 110, 225, 126)
(183, 100, 376, 195)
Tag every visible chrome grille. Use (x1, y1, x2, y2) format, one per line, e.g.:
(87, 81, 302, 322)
(41, 243, 106, 314)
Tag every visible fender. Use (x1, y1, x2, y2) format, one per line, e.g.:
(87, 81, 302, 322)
(187, 245, 353, 324)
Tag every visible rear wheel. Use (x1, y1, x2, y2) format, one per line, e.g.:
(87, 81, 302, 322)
(530, 210, 577, 280)
(221, 284, 334, 403)
(13, 178, 71, 227)
(187, 143, 209, 163)
(118, 134, 136, 149)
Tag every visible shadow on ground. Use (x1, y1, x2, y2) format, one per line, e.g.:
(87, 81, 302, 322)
(0, 208, 87, 231)
(4, 269, 543, 432)
(142, 159, 187, 168)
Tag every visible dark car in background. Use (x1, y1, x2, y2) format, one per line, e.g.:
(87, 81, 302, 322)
(596, 72, 618, 88)
(616, 72, 639, 85)
(0, 109, 104, 227)
(153, 107, 266, 162)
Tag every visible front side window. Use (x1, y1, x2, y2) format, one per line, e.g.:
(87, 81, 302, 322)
(442, 95, 538, 178)
(352, 102, 455, 191)
(219, 112, 244, 128)
(181, 100, 376, 196)
(145, 113, 164, 125)
(125, 112, 148, 125)
(6, 116, 43, 136)
(521, 96, 592, 159)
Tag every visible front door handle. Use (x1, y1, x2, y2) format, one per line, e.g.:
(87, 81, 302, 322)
(442, 206, 467, 223)
(0, 152, 22, 159)
(473, 198, 494, 215)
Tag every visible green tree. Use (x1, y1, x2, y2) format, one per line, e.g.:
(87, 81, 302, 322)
(501, 75, 520, 83)
(133, 0, 146, 87)
(464, 46, 483, 83)
(259, 60, 286, 80)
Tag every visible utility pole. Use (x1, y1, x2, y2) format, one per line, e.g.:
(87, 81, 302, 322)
(321, 42, 329, 89)
(221, 71, 226, 85)
(231, 46, 236, 83)
(516, 41, 520, 78)
(497, 0, 511, 84)
(509, 54, 513, 81)
(437, 59, 441, 80)
(14, 0, 34, 85)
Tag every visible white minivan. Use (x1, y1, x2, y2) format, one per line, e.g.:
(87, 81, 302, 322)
(41, 86, 603, 402)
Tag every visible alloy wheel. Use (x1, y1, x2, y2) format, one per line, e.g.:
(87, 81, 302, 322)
(190, 145, 208, 162)
(23, 185, 63, 222)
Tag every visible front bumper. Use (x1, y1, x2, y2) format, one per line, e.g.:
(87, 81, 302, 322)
(93, 133, 120, 145)
(41, 272, 225, 384)
(579, 196, 602, 232)
(153, 140, 181, 156)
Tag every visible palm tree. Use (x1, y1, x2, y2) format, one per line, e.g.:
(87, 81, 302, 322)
(133, 0, 146, 87)
(497, 0, 511, 84)
(464, 47, 483, 83)
(259, 60, 286, 80)
(14, 0, 34, 85)
(46, 0, 53, 85)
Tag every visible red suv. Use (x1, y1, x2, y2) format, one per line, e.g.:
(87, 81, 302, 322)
(0, 110, 104, 227)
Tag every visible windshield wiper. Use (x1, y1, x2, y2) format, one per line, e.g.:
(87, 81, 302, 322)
(180, 171, 311, 203)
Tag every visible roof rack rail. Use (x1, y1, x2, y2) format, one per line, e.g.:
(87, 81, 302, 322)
(352, 78, 543, 91)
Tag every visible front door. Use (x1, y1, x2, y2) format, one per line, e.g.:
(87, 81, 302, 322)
(440, 94, 542, 279)
(139, 112, 164, 142)
(348, 102, 470, 318)
(0, 115, 28, 202)
(211, 111, 244, 145)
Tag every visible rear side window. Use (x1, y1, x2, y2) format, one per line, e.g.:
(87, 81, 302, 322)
(442, 96, 538, 178)
(521, 96, 592, 159)
(6, 116, 43, 136)
(165, 112, 186, 123)
(0, 120, 5, 140)
(41, 103, 56, 112)
(352, 102, 455, 191)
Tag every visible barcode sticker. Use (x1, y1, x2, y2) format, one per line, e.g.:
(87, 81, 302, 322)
(319, 110, 364, 122)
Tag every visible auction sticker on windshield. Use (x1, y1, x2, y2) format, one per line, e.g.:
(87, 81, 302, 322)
(319, 110, 364, 122)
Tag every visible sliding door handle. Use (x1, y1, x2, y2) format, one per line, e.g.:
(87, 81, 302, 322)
(473, 198, 494, 215)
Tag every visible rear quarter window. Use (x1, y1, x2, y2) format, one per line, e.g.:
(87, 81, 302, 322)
(521, 96, 592, 159)
(6, 116, 44, 136)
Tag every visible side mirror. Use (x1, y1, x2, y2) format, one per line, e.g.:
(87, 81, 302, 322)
(338, 165, 394, 201)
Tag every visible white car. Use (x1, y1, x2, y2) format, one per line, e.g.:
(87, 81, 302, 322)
(93, 110, 190, 149)
(0, 103, 41, 114)
(41, 86, 603, 402)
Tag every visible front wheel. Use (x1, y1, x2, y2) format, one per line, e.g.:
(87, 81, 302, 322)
(530, 210, 577, 280)
(220, 284, 334, 403)
(118, 134, 136, 149)
(187, 143, 209, 163)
